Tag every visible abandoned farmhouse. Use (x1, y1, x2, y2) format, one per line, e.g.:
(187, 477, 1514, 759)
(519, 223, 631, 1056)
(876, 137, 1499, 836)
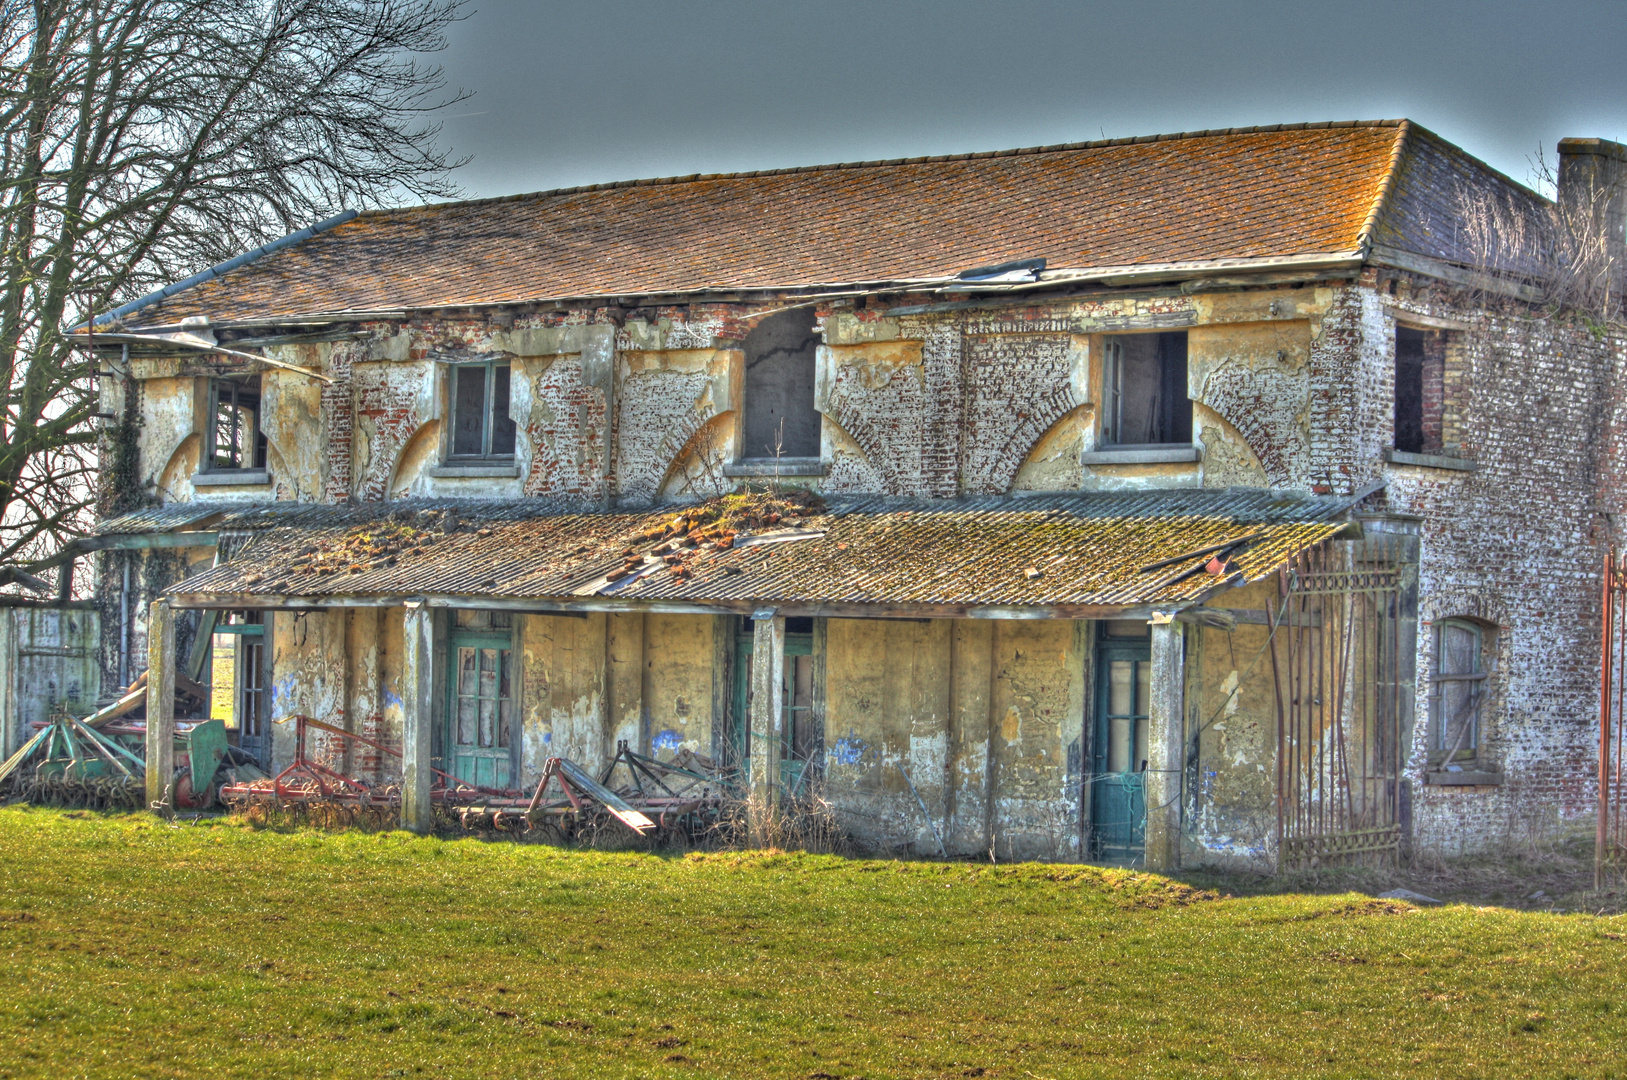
(7, 118, 1626, 871)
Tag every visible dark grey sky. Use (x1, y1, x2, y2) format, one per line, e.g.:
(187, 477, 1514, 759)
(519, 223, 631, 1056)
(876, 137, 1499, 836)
(432, 0, 1626, 201)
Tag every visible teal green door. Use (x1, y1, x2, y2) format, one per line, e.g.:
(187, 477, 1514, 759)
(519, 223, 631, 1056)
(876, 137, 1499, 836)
(447, 630, 514, 789)
(1092, 641, 1150, 861)
(730, 622, 816, 793)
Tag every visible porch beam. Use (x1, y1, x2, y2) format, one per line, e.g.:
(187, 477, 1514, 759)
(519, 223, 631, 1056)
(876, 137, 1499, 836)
(165, 592, 1175, 623)
(144, 600, 177, 812)
(401, 601, 435, 834)
(1144, 615, 1186, 873)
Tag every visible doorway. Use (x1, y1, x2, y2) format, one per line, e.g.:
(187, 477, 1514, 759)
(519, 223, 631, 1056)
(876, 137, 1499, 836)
(730, 617, 818, 793)
(445, 611, 515, 788)
(1092, 622, 1150, 862)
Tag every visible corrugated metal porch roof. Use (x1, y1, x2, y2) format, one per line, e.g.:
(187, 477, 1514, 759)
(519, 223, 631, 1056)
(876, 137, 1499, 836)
(161, 489, 1361, 615)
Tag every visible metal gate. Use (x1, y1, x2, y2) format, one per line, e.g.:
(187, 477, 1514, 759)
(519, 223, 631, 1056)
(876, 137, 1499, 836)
(1270, 538, 1405, 870)
(1597, 552, 1627, 886)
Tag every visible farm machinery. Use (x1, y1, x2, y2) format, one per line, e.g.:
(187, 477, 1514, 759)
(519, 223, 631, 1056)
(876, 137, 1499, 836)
(0, 672, 266, 810)
(218, 713, 733, 839)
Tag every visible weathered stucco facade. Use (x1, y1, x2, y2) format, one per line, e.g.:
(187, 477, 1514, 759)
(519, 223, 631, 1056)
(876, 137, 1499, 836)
(48, 120, 1627, 870)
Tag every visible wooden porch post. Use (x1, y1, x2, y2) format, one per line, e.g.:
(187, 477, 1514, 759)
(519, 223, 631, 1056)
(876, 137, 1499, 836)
(401, 601, 436, 834)
(749, 612, 785, 839)
(1144, 614, 1186, 873)
(144, 600, 176, 811)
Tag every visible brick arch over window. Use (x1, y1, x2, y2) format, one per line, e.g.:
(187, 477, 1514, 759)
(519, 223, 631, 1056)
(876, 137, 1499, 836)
(617, 371, 717, 505)
(353, 364, 428, 502)
(523, 357, 608, 501)
(1195, 362, 1309, 488)
(821, 376, 929, 496)
(960, 333, 1084, 495)
(658, 410, 737, 499)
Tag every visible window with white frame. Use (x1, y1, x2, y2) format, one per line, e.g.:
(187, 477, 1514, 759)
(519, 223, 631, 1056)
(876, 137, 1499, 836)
(448, 360, 517, 461)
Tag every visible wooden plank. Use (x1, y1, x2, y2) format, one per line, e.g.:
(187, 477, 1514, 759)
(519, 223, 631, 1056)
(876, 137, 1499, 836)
(145, 601, 176, 811)
(554, 757, 655, 834)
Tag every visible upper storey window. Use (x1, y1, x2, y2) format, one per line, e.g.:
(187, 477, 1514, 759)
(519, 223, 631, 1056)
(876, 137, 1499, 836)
(1100, 331, 1190, 447)
(741, 308, 820, 460)
(449, 360, 516, 461)
(207, 375, 267, 471)
(1394, 326, 1444, 455)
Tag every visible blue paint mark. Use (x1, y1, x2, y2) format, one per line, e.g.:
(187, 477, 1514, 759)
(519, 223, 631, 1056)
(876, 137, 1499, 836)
(542, 731, 552, 744)
(383, 690, 403, 710)
(830, 737, 865, 765)
(652, 729, 683, 752)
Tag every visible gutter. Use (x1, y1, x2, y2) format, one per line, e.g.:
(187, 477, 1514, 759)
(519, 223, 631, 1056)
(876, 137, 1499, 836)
(80, 209, 359, 330)
(78, 329, 332, 383)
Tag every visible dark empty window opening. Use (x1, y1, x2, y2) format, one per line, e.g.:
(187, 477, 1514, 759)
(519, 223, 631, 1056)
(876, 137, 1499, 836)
(741, 307, 820, 460)
(449, 360, 517, 460)
(1100, 331, 1190, 446)
(208, 375, 267, 471)
(1394, 326, 1445, 455)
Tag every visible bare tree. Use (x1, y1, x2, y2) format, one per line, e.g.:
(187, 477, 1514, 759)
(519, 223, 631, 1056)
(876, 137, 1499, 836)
(1454, 151, 1624, 324)
(0, 0, 468, 582)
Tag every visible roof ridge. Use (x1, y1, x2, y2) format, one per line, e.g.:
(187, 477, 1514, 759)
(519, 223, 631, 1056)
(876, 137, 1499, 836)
(353, 119, 1409, 219)
(1355, 120, 1413, 255)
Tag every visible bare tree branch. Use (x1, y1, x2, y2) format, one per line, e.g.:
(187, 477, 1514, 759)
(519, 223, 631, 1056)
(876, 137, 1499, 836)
(0, 0, 469, 594)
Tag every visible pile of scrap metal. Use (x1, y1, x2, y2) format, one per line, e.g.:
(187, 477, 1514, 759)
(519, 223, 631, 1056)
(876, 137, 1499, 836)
(0, 671, 267, 810)
(219, 716, 734, 840)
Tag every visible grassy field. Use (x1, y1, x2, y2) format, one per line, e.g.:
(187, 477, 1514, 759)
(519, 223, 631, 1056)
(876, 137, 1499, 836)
(2, 807, 1626, 1079)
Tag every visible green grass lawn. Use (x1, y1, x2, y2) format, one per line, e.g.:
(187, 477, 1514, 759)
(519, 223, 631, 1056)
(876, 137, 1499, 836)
(2, 806, 1625, 1079)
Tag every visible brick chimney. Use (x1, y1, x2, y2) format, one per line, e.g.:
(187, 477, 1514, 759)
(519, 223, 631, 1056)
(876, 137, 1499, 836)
(1558, 137, 1627, 306)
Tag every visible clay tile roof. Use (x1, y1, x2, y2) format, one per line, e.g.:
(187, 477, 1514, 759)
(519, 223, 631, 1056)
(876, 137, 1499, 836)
(119, 120, 1468, 327)
(164, 490, 1359, 613)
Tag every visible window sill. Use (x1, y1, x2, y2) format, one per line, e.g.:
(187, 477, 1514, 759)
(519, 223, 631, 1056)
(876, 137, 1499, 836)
(1424, 768, 1503, 786)
(1081, 445, 1201, 466)
(193, 469, 270, 488)
(426, 462, 520, 478)
(1384, 449, 1477, 472)
(724, 458, 828, 478)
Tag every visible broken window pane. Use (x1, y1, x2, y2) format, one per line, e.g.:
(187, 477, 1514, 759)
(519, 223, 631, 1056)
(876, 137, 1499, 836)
(1100, 332, 1190, 446)
(451, 364, 487, 456)
(490, 364, 516, 456)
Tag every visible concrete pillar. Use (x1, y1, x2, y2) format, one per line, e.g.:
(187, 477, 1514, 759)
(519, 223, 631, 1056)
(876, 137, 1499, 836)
(946, 620, 994, 854)
(401, 602, 436, 834)
(607, 611, 645, 753)
(1144, 615, 1186, 873)
(748, 614, 785, 821)
(144, 600, 176, 811)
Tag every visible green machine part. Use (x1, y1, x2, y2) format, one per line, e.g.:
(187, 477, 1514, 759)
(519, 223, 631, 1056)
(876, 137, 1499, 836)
(187, 719, 228, 794)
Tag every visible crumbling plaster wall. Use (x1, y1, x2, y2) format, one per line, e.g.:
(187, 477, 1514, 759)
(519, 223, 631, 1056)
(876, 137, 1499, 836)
(816, 287, 1334, 499)
(1177, 579, 1288, 871)
(821, 616, 1085, 860)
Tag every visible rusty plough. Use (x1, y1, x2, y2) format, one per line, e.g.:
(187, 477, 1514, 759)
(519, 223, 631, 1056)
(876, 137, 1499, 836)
(217, 716, 731, 839)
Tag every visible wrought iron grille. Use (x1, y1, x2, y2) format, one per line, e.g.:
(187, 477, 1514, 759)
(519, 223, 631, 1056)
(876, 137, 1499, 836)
(1271, 537, 1406, 870)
